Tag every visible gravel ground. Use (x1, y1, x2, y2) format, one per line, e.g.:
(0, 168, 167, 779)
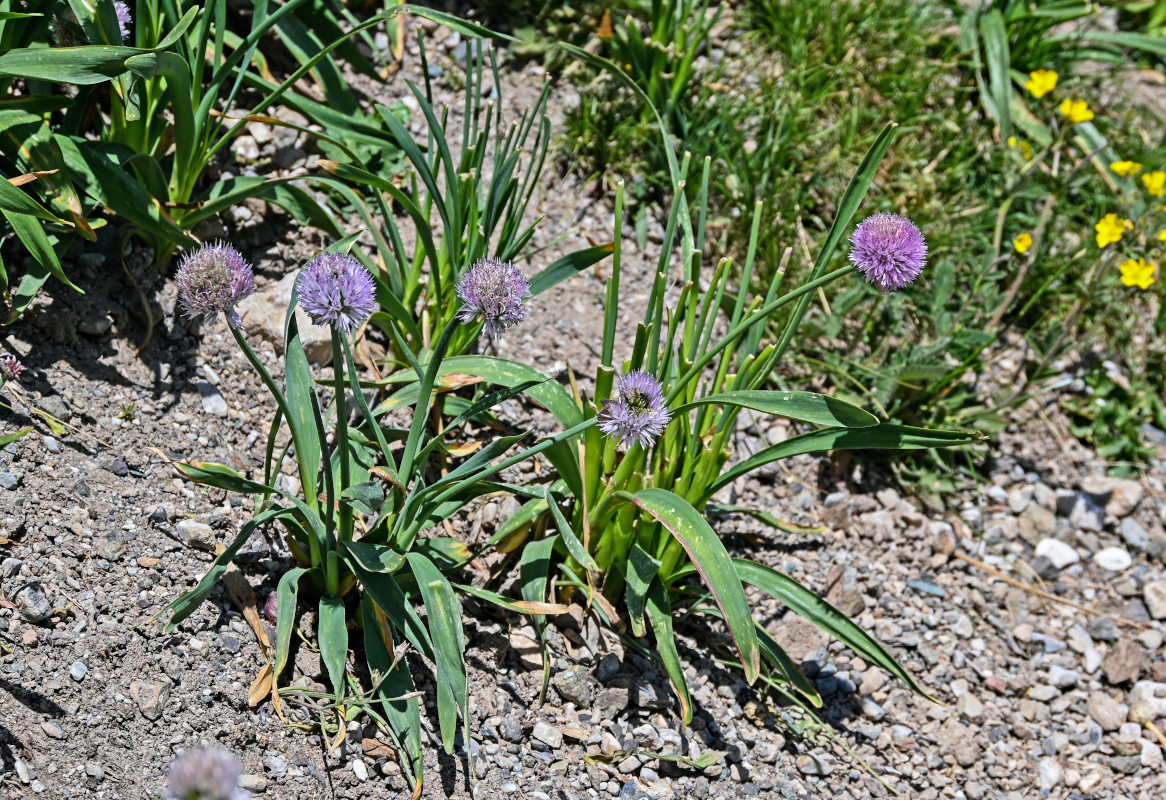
(4, 12, 1166, 800)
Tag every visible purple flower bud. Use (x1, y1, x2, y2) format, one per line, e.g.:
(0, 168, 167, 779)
(297, 253, 377, 334)
(597, 370, 672, 449)
(113, 1, 132, 42)
(175, 243, 255, 329)
(455, 258, 530, 340)
(1, 355, 25, 381)
(166, 748, 250, 800)
(847, 213, 927, 294)
(262, 592, 278, 625)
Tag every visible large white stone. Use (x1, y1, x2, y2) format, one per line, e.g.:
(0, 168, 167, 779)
(1036, 538, 1080, 569)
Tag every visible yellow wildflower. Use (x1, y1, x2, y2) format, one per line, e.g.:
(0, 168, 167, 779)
(1110, 161, 1142, 177)
(1059, 98, 1094, 124)
(1013, 233, 1033, 253)
(1158, 229, 1166, 243)
(1007, 136, 1034, 160)
(1024, 70, 1058, 98)
(1095, 213, 1132, 248)
(1120, 257, 1156, 290)
(1143, 171, 1166, 197)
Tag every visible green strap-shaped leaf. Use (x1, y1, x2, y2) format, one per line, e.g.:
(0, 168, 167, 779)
(318, 595, 349, 698)
(273, 567, 311, 685)
(755, 624, 821, 707)
(632, 488, 759, 683)
(545, 489, 599, 573)
(404, 553, 468, 756)
(342, 559, 434, 662)
(340, 541, 404, 574)
(676, 390, 878, 428)
(360, 593, 423, 789)
(528, 242, 614, 296)
(732, 559, 937, 701)
(1, 208, 79, 291)
(455, 584, 569, 616)
(626, 544, 660, 638)
(705, 423, 984, 500)
(644, 578, 692, 724)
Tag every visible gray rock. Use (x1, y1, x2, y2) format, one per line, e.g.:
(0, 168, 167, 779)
(552, 667, 597, 707)
(1121, 517, 1150, 551)
(1, 556, 22, 577)
(1035, 538, 1079, 569)
(238, 774, 268, 792)
(1048, 665, 1080, 689)
(1037, 757, 1063, 789)
(1088, 616, 1120, 642)
(1081, 476, 1144, 517)
(532, 721, 562, 749)
(795, 754, 834, 775)
(352, 760, 368, 782)
(1104, 639, 1144, 685)
(78, 313, 113, 337)
(14, 582, 51, 622)
(176, 519, 216, 551)
(129, 679, 170, 721)
(0, 466, 19, 490)
(859, 696, 885, 720)
(1056, 490, 1104, 531)
(1087, 691, 1127, 731)
(40, 721, 65, 740)
(1094, 547, 1132, 571)
(69, 662, 88, 682)
(196, 381, 228, 417)
(498, 716, 523, 743)
(1143, 580, 1166, 619)
(1028, 685, 1060, 702)
(1018, 504, 1056, 543)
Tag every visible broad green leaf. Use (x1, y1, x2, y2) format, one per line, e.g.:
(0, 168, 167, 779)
(0, 45, 141, 84)
(545, 489, 599, 572)
(412, 537, 473, 571)
(0, 426, 32, 446)
(404, 553, 468, 755)
(273, 567, 311, 684)
(980, 10, 1011, 141)
(632, 488, 759, 683)
(626, 544, 660, 637)
(706, 424, 983, 499)
(361, 593, 423, 788)
(677, 390, 877, 428)
(175, 461, 273, 494)
(0, 175, 66, 224)
(732, 559, 936, 701)
(282, 286, 325, 514)
(528, 242, 614, 296)
(340, 540, 404, 574)
(318, 596, 349, 697)
(645, 578, 692, 723)
(1, 209, 79, 291)
(342, 560, 434, 662)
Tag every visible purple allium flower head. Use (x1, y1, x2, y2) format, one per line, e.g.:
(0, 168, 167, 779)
(455, 258, 530, 340)
(597, 370, 672, 449)
(113, 1, 132, 42)
(165, 748, 250, 800)
(297, 253, 377, 334)
(1, 355, 25, 381)
(262, 592, 278, 625)
(847, 213, 927, 294)
(175, 242, 255, 328)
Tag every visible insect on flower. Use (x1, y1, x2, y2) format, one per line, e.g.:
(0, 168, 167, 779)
(597, 370, 672, 449)
(848, 213, 928, 293)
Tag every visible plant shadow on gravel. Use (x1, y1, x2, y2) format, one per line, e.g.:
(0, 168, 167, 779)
(0, 676, 66, 772)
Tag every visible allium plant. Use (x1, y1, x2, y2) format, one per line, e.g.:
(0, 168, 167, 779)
(163, 236, 587, 791)
(435, 128, 982, 720)
(174, 243, 255, 328)
(455, 258, 530, 340)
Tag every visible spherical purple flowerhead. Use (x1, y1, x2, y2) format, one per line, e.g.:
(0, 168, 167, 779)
(1, 355, 25, 381)
(165, 748, 250, 800)
(175, 242, 255, 328)
(455, 258, 530, 340)
(848, 213, 927, 294)
(597, 370, 672, 450)
(113, 1, 132, 42)
(297, 253, 377, 334)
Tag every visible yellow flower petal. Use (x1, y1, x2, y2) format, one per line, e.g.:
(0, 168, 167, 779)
(1120, 257, 1156, 290)
(1060, 99, 1094, 124)
(1013, 233, 1033, 254)
(1025, 70, 1058, 99)
(1095, 213, 1131, 248)
(1143, 171, 1166, 197)
(1158, 229, 1166, 243)
(1110, 160, 1142, 177)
